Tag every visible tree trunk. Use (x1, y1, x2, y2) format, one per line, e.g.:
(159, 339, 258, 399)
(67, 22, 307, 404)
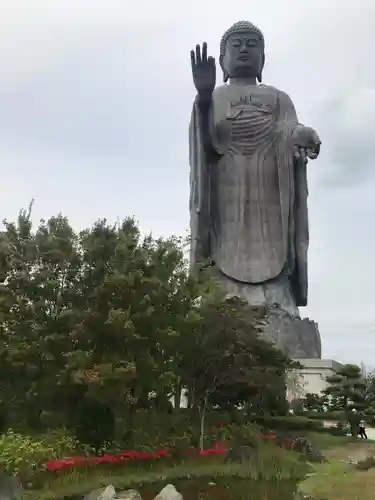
(198, 395, 207, 451)
(188, 386, 195, 409)
(174, 385, 182, 409)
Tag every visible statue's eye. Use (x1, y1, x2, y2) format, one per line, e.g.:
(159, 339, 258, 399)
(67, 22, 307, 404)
(232, 39, 241, 47)
(246, 38, 259, 47)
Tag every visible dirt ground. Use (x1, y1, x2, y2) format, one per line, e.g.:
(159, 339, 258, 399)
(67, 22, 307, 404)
(300, 440, 375, 500)
(324, 440, 375, 462)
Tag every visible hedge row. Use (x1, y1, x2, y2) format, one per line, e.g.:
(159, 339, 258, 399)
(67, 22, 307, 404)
(253, 416, 324, 432)
(301, 411, 344, 420)
(302, 411, 375, 426)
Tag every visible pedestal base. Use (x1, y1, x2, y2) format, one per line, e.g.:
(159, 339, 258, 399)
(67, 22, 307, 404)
(260, 306, 322, 359)
(211, 268, 321, 358)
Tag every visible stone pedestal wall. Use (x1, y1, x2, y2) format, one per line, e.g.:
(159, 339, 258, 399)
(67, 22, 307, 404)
(260, 306, 322, 359)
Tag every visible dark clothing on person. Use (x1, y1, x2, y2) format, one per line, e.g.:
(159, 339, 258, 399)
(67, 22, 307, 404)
(359, 427, 368, 439)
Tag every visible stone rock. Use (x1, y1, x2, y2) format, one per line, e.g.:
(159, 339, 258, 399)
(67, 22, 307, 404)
(83, 485, 116, 500)
(116, 490, 142, 500)
(225, 445, 255, 463)
(304, 447, 326, 463)
(153, 484, 183, 500)
(0, 472, 22, 500)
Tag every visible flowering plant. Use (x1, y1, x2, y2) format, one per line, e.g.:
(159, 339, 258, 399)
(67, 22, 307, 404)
(44, 443, 227, 472)
(44, 434, 276, 472)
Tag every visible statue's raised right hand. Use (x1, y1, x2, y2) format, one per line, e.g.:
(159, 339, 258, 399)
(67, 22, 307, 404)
(190, 42, 216, 99)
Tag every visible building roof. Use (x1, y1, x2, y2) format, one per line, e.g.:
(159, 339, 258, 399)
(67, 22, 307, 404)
(293, 358, 343, 372)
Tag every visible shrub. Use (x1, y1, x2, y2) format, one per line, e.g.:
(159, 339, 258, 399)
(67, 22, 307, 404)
(303, 410, 375, 427)
(303, 411, 345, 421)
(119, 410, 197, 450)
(255, 416, 324, 432)
(0, 429, 78, 479)
(210, 422, 262, 446)
(365, 414, 375, 426)
(318, 427, 347, 437)
(116, 410, 235, 450)
(252, 441, 308, 480)
(72, 399, 115, 452)
(115, 410, 262, 450)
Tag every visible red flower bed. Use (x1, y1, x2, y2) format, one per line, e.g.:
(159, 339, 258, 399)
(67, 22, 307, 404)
(44, 435, 276, 472)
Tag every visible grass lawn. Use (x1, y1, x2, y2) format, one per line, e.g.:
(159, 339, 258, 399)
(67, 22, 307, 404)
(299, 437, 375, 500)
(304, 432, 356, 450)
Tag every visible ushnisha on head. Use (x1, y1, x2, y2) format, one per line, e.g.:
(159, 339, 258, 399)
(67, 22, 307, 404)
(220, 21, 265, 83)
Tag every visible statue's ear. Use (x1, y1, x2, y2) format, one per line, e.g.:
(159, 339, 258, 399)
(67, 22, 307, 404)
(257, 52, 265, 83)
(219, 55, 229, 83)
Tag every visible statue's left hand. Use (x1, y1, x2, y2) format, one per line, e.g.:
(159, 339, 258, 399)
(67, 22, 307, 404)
(293, 126, 321, 163)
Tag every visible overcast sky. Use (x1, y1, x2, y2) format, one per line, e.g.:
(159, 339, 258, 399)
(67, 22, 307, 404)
(1, 0, 375, 366)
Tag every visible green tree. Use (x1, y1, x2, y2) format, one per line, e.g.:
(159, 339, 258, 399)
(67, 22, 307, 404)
(286, 368, 306, 403)
(0, 208, 81, 428)
(323, 364, 366, 414)
(361, 369, 375, 417)
(301, 393, 328, 412)
(0, 207, 297, 449)
(177, 296, 292, 449)
(0, 209, 199, 433)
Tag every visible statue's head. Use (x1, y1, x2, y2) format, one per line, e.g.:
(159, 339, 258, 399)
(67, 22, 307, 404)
(220, 21, 265, 83)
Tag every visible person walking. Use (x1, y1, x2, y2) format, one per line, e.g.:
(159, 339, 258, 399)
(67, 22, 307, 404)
(359, 419, 368, 439)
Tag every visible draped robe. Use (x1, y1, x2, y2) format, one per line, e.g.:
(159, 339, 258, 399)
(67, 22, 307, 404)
(189, 83, 309, 311)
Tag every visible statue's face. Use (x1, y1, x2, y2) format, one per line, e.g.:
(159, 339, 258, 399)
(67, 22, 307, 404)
(223, 32, 263, 78)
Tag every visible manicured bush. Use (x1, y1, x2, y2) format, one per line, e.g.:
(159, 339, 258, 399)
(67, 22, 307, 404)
(303, 410, 375, 427)
(302, 411, 345, 420)
(255, 416, 324, 432)
(318, 426, 348, 437)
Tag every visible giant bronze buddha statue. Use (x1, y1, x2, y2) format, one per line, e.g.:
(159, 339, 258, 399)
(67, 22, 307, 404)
(189, 21, 322, 357)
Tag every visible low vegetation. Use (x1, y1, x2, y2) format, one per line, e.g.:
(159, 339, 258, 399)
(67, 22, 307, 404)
(299, 439, 375, 500)
(24, 442, 308, 500)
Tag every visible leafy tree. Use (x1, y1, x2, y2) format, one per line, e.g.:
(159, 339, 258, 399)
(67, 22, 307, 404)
(360, 369, 375, 417)
(0, 206, 296, 448)
(286, 369, 306, 403)
(0, 208, 199, 432)
(301, 393, 328, 412)
(178, 296, 292, 449)
(323, 364, 366, 414)
(0, 208, 81, 427)
(73, 397, 115, 451)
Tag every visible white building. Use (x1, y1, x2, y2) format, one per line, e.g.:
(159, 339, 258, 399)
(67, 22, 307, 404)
(287, 358, 343, 401)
